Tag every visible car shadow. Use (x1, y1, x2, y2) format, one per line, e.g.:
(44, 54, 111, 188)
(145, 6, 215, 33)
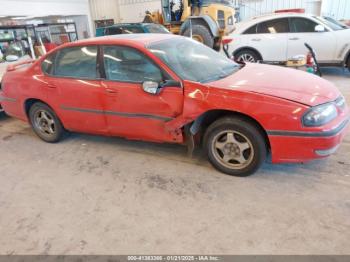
(62, 132, 325, 178)
(321, 67, 350, 77)
(0, 112, 10, 122)
(63, 132, 210, 168)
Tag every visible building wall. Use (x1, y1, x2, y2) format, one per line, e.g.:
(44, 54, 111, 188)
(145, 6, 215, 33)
(88, 0, 349, 27)
(119, 0, 161, 23)
(89, 0, 121, 25)
(0, 0, 90, 17)
(234, 0, 322, 21)
(0, 0, 93, 36)
(321, 0, 350, 20)
(89, 0, 160, 25)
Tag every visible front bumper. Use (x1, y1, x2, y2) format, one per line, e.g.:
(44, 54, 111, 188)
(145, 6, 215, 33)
(269, 117, 350, 163)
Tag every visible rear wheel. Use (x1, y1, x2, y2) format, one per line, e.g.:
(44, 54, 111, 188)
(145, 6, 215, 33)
(29, 102, 65, 143)
(234, 49, 260, 63)
(204, 117, 267, 177)
(183, 24, 214, 48)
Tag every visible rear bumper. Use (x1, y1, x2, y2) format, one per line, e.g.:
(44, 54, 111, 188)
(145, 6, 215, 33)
(0, 92, 22, 117)
(269, 117, 350, 163)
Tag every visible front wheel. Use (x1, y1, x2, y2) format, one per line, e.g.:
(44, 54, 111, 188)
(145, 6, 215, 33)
(29, 102, 65, 143)
(204, 117, 267, 177)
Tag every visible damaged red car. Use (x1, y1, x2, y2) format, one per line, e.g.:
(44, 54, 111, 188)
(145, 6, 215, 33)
(0, 34, 349, 176)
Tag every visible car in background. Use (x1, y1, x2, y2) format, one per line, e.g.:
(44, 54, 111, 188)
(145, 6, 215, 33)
(0, 34, 349, 177)
(96, 23, 170, 37)
(225, 13, 350, 70)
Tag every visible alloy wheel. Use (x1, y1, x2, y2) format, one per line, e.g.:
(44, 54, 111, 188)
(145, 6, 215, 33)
(211, 130, 254, 170)
(237, 53, 257, 63)
(34, 110, 56, 135)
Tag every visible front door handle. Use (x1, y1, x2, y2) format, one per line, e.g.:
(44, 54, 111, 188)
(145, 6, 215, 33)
(46, 82, 57, 89)
(105, 88, 118, 94)
(289, 37, 300, 40)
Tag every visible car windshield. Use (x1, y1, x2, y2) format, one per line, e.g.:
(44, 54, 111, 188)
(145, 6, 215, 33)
(148, 38, 240, 83)
(144, 24, 170, 34)
(315, 16, 348, 30)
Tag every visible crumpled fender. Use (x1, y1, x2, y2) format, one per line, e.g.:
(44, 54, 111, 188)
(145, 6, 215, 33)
(165, 80, 211, 132)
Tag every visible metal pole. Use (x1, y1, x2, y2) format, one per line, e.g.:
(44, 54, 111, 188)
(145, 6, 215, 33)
(189, 19, 192, 38)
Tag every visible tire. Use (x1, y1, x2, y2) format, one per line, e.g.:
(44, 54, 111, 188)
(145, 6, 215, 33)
(29, 102, 65, 143)
(204, 117, 267, 177)
(183, 24, 214, 48)
(347, 56, 350, 72)
(213, 40, 221, 52)
(234, 49, 260, 63)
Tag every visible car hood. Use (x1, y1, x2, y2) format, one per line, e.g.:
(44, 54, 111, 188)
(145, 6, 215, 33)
(208, 63, 340, 106)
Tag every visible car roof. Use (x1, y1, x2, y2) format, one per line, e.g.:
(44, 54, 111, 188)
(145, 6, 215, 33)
(61, 33, 178, 48)
(235, 12, 319, 32)
(252, 12, 315, 21)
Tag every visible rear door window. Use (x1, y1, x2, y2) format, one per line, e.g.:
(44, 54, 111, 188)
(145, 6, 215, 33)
(290, 17, 320, 33)
(105, 26, 123, 35)
(53, 46, 98, 79)
(144, 24, 170, 34)
(257, 18, 289, 34)
(121, 26, 144, 34)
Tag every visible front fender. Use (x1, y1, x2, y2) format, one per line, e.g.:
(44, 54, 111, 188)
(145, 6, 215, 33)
(165, 80, 309, 134)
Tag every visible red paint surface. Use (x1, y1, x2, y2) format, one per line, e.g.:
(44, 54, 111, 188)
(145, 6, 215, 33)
(275, 9, 305, 14)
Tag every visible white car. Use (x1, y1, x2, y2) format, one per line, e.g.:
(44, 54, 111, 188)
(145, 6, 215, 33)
(226, 13, 350, 69)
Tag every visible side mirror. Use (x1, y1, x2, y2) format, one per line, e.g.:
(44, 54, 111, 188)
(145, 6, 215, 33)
(142, 81, 159, 95)
(315, 25, 326, 32)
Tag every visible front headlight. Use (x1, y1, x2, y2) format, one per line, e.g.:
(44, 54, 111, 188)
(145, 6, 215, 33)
(335, 96, 346, 111)
(303, 103, 338, 127)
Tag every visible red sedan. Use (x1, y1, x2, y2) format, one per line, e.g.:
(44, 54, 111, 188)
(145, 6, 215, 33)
(0, 34, 349, 176)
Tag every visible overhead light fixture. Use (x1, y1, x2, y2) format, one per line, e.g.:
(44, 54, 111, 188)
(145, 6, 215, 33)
(12, 16, 35, 20)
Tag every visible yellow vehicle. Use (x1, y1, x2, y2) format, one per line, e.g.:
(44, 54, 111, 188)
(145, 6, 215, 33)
(143, 0, 235, 50)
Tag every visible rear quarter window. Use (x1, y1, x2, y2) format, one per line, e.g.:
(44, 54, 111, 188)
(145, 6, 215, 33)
(243, 24, 258, 34)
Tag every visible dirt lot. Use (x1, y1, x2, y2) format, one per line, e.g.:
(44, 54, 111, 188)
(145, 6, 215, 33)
(0, 68, 349, 255)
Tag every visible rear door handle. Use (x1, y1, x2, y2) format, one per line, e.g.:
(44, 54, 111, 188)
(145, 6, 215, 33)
(252, 38, 261, 42)
(289, 37, 300, 40)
